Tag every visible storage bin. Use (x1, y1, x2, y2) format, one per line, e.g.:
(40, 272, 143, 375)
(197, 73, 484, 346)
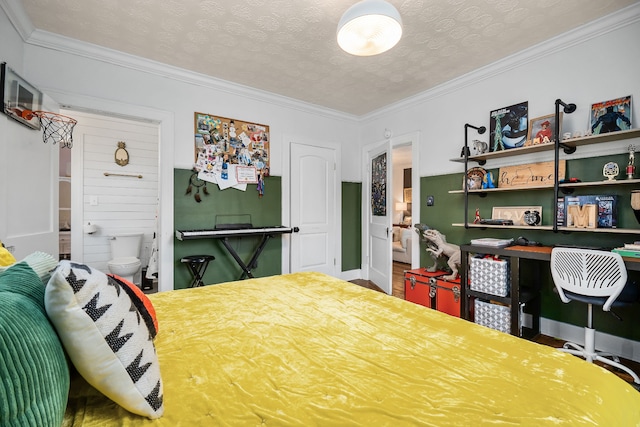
(474, 299, 511, 334)
(469, 256, 510, 296)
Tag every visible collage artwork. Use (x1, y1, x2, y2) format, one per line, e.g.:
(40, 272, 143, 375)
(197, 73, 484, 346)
(193, 112, 270, 192)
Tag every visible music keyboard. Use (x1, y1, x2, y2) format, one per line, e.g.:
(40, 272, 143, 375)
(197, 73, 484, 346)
(176, 226, 293, 241)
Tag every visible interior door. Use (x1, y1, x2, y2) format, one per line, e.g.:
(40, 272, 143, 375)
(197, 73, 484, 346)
(367, 142, 392, 294)
(290, 143, 337, 276)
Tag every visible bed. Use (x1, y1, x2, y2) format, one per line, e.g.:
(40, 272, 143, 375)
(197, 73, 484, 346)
(57, 271, 640, 426)
(1, 255, 639, 426)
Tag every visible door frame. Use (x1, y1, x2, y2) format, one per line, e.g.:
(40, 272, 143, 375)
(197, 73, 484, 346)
(361, 131, 420, 281)
(55, 91, 174, 292)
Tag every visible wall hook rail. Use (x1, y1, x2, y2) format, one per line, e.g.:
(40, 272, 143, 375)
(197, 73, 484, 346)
(104, 172, 143, 179)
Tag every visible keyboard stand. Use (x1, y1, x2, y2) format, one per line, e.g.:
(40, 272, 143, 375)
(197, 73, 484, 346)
(220, 234, 273, 280)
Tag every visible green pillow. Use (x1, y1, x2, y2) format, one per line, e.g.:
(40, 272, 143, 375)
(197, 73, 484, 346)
(0, 262, 69, 427)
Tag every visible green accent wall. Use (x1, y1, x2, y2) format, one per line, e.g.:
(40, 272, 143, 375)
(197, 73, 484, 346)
(342, 182, 362, 271)
(420, 153, 640, 341)
(174, 170, 364, 287)
(174, 168, 283, 289)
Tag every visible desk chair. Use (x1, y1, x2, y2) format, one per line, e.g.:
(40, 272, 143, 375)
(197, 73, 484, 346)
(550, 247, 640, 385)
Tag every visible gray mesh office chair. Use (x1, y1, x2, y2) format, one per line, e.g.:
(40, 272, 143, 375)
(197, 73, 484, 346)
(550, 247, 640, 385)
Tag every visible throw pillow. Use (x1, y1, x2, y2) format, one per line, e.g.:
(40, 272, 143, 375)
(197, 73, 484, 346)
(0, 262, 69, 426)
(108, 274, 158, 338)
(0, 241, 16, 266)
(45, 260, 164, 419)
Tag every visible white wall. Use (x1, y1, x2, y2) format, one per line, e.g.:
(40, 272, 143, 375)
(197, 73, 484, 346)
(361, 7, 640, 177)
(11, 18, 360, 291)
(0, 6, 59, 259)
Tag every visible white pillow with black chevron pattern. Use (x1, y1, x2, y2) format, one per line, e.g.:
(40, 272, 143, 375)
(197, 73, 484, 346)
(45, 260, 164, 419)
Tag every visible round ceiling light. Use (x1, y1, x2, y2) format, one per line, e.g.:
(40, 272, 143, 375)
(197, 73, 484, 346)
(337, 0, 403, 56)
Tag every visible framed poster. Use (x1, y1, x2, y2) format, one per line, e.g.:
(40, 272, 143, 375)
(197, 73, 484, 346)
(527, 113, 560, 146)
(590, 95, 632, 135)
(489, 101, 528, 151)
(193, 112, 269, 182)
(371, 153, 387, 216)
(1, 62, 42, 130)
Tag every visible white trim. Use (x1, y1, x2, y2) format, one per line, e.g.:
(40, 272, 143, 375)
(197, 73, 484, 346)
(542, 317, 640, 363)
(362, 2, 640, 121)
(48, 89, 175, 292)
(16, 27, 358, 123)
(340, 269, 362, 282)
(0, 0, 34, 41)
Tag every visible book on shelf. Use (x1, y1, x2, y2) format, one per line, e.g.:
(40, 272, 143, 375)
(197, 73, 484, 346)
(612, 247, 640, 258)
(470, 238, 514, 247)
(623, 243, 640, 251)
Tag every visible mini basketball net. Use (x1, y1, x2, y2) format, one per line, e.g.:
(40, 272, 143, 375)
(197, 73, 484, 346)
(22, 110, 77, 148)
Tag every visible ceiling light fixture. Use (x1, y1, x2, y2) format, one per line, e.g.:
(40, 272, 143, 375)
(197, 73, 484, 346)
(337, 0, 402, 56)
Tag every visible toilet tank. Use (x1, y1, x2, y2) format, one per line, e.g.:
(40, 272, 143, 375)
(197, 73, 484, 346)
(109, 233, 143, 259)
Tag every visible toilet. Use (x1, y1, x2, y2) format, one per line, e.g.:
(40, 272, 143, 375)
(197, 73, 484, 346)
(107, 233, 143, 284)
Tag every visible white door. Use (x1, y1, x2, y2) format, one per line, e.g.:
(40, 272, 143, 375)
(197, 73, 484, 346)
(290, 143, 338, 276)
(366, 142, 392, 294)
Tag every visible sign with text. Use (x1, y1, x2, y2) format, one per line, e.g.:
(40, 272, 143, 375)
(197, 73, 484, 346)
(498, 160, 565, 189)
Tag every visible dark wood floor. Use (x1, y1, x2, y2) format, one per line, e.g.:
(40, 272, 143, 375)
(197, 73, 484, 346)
(351, 262, 640, 388)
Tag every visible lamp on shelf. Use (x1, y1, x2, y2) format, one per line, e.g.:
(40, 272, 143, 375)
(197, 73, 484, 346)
(463, 123, 486, 228)
(395, 202, 407, 212)
(337, 0, 403, 56)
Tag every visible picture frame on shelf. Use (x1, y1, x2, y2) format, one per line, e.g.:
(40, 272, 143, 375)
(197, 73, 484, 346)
(590, 95, 632, 135)
(489, 101, 528, 152)
(526, 113, 561, 146)
(0, 62, 42, 130)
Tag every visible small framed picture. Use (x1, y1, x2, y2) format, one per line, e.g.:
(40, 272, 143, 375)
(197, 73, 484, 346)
(590, 95, 632, 135)
(403, 188, 412, 203)
(0, 62, 42, 130)
(489, 101, 528, 151)
(527, 113, 560, 146)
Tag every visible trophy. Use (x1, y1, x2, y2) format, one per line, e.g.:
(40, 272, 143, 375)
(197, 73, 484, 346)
(627, 145, 636, 179)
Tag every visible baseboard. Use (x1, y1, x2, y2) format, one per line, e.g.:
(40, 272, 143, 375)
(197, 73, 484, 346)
(541, 317, 640, 363)
(340, 269, 362, 282)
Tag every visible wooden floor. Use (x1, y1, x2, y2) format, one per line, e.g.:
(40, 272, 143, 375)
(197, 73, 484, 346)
(351, 262, 640, 389)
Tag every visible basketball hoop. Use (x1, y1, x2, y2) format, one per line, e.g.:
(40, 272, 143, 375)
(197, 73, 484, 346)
(21, 110, 77, 148)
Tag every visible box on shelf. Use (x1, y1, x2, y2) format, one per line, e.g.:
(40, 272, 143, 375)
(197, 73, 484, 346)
(474, 299, 511, 334)
(558, 195, 618, 229)
(469, 256, 510, 297)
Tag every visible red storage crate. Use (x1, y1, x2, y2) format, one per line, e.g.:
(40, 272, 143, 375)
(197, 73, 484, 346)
(404, 268, 462, 317)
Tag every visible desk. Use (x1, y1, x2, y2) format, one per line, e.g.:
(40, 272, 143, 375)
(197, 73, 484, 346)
(176, 226, 294, 280)
(460, 244, 640, 338)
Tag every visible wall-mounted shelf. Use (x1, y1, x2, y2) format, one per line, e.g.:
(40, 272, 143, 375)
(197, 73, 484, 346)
(450, 118, 640, 233)
(452, 223, 640, 234)
(450, 128, 640, 164)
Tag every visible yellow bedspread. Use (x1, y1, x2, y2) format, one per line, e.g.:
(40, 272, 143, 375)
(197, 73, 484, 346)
(64, 272, 640, 426)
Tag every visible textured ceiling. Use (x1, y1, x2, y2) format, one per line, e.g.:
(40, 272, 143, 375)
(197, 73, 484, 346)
(20, 0, 638, 116)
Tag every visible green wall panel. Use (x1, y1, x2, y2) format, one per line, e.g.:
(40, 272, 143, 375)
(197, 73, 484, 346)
(342, 182, 362, 271)
(174, 169, 283, 289)
(420, 153, 640, 341)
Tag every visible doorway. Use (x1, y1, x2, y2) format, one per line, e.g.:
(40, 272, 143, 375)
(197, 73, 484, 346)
(363, 131, 420, 295)
(63, 110, 160, 286)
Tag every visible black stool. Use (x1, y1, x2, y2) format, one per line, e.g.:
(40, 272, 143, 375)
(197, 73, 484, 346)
(180, 255, 215, 287)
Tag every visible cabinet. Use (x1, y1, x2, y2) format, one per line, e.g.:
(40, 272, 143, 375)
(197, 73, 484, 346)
(449, 128, 640, 234)
(460, 244, 542, 338)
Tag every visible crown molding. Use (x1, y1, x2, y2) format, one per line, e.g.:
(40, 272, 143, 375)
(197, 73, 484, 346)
(1, 0, 357, 123)
(362, 2, 640, 121)
(0, 0, 34, 41)
(25, 29, 360, 123)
